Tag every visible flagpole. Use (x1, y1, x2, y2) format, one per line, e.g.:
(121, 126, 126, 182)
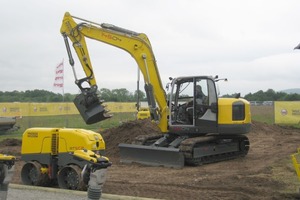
(61, 59, 68, 127)
(53, 59, 68, 127)
(62, 59, 65, 102)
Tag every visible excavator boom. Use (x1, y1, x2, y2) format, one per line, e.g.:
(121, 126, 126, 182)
(60, 12, 168, 131)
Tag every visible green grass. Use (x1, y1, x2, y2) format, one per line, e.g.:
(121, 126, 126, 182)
(251, 115, 274, 124)
(251, 105, 274, 124)
(1, 112, 136, 140)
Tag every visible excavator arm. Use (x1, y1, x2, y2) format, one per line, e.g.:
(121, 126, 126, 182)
(60, 12, 168, 132)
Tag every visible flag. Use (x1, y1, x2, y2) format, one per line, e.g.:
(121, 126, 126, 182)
(53, 60, 64, 88)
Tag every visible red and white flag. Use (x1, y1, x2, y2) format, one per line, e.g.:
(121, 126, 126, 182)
(53, 60, 64, 88)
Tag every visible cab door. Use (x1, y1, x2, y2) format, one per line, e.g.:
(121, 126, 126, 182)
(194, 78, 218, 133)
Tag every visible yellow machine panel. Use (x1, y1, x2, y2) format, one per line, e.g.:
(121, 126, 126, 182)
(21, 128, 55, 154)
(21, 128, 105, 155)
(58, 128, 105, 152)
(218, 98, 251, 125)
(137, 108, 150, 120)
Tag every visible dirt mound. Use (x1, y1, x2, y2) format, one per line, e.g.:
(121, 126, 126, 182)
(0, 138, 22, 147)
(100, 119, 160, 162)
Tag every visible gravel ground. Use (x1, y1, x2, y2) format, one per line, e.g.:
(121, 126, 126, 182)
(7, 184, 87, 200)
(5, 184, 159, 200)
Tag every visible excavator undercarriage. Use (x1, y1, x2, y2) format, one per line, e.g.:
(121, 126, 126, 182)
(119, 133, 250, 168)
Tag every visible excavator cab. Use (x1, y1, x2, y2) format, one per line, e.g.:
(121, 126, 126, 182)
(169, 76, 218, 134)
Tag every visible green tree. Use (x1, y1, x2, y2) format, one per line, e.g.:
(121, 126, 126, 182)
(284, 93, 300, 101)
(244, 89, 300, 101)
(134, 90, 146, 101)
(111, 88, 133, 102)
(99, 88, 113, 101)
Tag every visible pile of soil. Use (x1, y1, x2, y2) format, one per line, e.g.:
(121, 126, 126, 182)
(101, 119, 160, 162)
(3, 119, 300, 200)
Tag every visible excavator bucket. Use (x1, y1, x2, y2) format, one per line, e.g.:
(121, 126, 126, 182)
(118, 143, 185, 168)
(74, 93, 111, 124)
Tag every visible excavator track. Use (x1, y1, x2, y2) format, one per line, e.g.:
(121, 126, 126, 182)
(120, 134, 249, 167)
(180, 135, 250, 166)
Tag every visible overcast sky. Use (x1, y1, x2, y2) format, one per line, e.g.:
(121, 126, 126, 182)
(1, 0, 300, 96)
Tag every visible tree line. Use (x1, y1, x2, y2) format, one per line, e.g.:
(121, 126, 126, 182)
(0, 88, 299, 103)
(223, 89, 300, 101)
(0, 88, 146, 102)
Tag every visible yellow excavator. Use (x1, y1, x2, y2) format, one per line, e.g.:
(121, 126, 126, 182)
(60, 12, 251, 168)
